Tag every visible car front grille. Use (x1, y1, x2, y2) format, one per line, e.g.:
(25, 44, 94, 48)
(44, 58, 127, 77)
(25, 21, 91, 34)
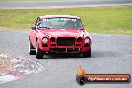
(57, 37, 75, 46)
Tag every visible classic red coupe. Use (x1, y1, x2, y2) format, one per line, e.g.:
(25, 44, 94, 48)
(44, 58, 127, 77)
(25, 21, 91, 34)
(29, 15, 92, 59)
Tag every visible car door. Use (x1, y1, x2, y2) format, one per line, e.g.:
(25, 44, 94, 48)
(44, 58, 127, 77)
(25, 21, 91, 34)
(30, 17, 40, 48)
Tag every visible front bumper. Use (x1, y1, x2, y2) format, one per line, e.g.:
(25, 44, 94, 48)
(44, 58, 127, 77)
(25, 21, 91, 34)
(40, 44, 91, 53)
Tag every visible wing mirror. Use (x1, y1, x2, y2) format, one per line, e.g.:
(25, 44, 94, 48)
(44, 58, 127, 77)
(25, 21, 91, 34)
(31, 27, 36, 30)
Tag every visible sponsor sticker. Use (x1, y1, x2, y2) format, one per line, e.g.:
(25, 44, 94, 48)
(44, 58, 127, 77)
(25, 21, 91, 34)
(76, 66, 131, 85)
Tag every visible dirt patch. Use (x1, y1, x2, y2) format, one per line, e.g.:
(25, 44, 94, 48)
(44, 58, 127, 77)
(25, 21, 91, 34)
(0, 54, 44, 84)
(0, 54, 16, 74)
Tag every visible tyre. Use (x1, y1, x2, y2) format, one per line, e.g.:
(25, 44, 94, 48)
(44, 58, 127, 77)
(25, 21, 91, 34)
(36, 41, 44, 59)
(83, 47, 91, 57)
(29, 40, 35, 55)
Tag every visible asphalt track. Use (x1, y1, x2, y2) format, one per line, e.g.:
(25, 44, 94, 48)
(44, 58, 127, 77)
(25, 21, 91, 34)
(0, 31, 132, 88)
(0, 0, 132, 9)
(0, 0, 132, 88)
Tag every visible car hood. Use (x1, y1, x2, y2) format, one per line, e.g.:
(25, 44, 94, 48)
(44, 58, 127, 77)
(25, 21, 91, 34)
(38, 29, 85, 37)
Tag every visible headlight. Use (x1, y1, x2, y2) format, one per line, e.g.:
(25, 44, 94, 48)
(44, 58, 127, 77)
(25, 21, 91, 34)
(85, 38, 90, 44)
(42, 37, 48, 43)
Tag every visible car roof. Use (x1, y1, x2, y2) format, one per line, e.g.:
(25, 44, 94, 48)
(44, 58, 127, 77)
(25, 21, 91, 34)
(39, 15, 80, 20)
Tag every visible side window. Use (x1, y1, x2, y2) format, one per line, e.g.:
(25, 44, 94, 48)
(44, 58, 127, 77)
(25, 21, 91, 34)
(35, 17, 41, 29)
(36, 17, 40, 26)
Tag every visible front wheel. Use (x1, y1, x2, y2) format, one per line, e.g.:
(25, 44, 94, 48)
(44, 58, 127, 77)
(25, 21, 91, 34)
(29, 40, 35, 55)
(36, 41, 44, 59)
(83, 47, 91, 57)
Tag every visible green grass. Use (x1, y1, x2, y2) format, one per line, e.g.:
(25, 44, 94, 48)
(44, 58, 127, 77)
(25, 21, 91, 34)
(0, 6, 132, 35)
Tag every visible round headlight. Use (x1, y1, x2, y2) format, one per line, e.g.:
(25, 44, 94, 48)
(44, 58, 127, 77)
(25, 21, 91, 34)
(42, 37, 48, 43)
(85, 38, 90, 44)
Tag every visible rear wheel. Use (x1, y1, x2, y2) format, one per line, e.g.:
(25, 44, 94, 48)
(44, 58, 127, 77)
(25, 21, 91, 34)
(83, 47, 91, 57)
(29, 40, 35, 55)
(36, 41, 44, 59)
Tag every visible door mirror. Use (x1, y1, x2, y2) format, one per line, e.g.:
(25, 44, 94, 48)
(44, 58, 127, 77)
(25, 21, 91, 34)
(31, 27, 36, 30)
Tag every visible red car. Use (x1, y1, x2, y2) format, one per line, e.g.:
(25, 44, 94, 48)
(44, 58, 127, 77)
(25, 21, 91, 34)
(29, 15, 92, 59)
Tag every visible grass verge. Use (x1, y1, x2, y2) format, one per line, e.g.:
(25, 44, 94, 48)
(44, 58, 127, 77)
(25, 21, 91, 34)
(0, 6, 132, 35)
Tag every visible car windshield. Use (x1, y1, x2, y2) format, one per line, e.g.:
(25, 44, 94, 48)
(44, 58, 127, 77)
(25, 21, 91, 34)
(39, 17, 83, 29)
